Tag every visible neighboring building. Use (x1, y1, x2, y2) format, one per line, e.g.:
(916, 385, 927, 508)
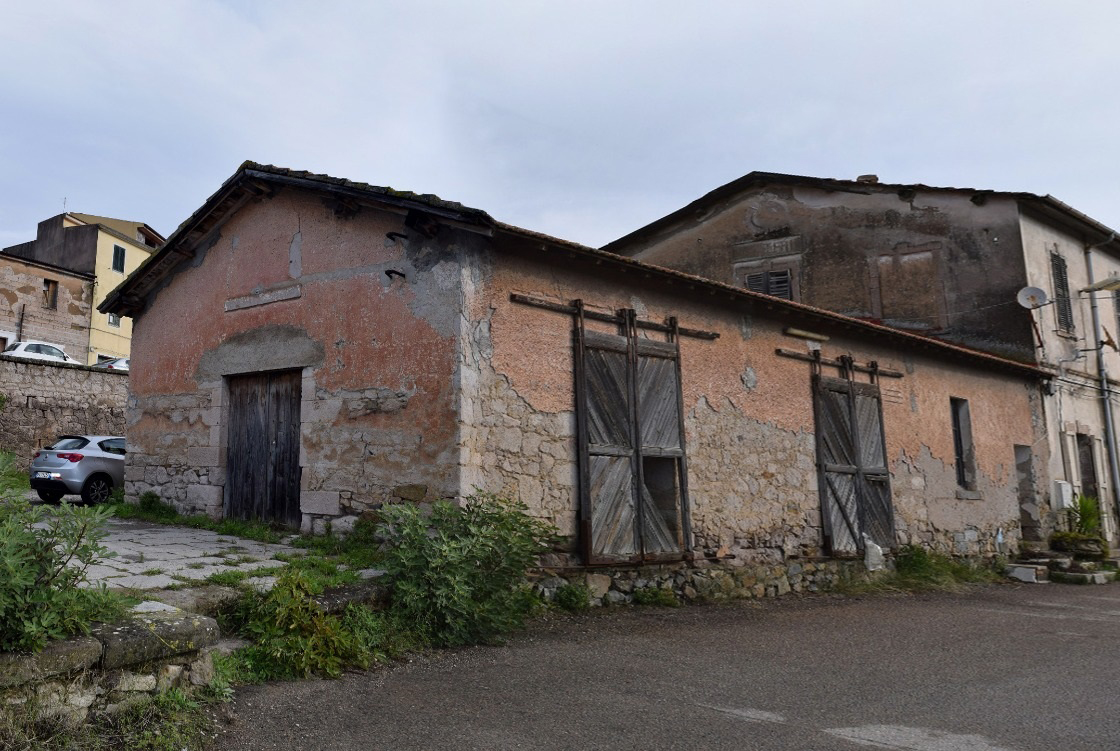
(604, 172, 1120, 545)
(0, 254, 93, 357)
(2, 212, 164, 364)
(102, 163, 1048, 569)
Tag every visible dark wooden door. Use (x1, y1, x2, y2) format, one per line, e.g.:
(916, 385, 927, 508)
(815, 375, 894, 555)
(1077, 434, 1100, 502)
(226, 370, 302, 526)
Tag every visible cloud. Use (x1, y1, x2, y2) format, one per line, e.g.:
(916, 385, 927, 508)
(1, 1, 1119, 247)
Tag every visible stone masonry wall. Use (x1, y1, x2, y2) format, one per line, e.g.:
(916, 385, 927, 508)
(0, 356, 127, 460)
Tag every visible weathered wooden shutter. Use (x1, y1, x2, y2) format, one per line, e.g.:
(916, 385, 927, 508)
(814, 375, 894, 555)
(1051, 253, 1074, 332)
(745, 270, 792, 300)
(576, 313, 690, 563)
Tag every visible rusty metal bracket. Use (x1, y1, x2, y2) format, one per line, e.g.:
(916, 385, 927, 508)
(511, 293, 719, 340)
(775, 348, 904, 379)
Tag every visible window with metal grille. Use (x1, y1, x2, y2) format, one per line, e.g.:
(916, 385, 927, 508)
(1051, 252, 1074, 333)
(745, 269, 793, 300)
(112, 245, 126, 273)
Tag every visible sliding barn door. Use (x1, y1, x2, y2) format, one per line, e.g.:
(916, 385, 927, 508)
(577, 320, 689, 564)
(814, 375, 894, 555)
(226, 370, 302, 526)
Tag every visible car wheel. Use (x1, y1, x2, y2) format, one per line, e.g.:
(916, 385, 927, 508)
(81, 476, 113, 505)
(36, 489, 64, 504)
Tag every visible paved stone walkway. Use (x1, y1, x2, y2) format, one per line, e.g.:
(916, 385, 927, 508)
(84, 518, 300, 590)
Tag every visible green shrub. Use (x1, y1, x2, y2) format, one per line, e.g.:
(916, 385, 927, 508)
(553, 582, 592, 611)
(0, 498, 125, 652)
(893, 544, 997, 587)
(1069, 494, 1102, 536)
(631, 587, 680, 607)
(217, 569, 367, 679)
(0, 451, 29, 492)
(379, 491, 558, 646)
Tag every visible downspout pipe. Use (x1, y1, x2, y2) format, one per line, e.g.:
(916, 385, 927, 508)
(1084, 232, 1120, 533)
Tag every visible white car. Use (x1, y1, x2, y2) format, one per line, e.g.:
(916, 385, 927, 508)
(2, 340, 81, 365)
(93, 357, 129, 371)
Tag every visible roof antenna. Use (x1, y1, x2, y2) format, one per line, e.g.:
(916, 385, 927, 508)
(62, 196, 67, 213)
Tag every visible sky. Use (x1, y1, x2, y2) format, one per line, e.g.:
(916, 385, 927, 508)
(3, 1, 1120, 250)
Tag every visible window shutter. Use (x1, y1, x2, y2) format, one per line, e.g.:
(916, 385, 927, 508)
(769, 269, 792, 300)
(1051, 253, 1074, 332)
(745, 272, 766, 293)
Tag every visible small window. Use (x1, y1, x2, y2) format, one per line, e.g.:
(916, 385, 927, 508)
(1051, 252, 1074, 333)
(99, 438, 127, 455)
(42, 279, 58, 309)
(107, 313, 121, 328)
(950, 397, 976, 490)
(112, 245, 126, 273)
(745, 269, 793, 300)
(41, 345, 64, 359)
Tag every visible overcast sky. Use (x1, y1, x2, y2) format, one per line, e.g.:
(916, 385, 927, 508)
(3, 1, 1119, 250)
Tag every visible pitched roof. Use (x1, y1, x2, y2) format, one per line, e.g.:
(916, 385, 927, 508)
(601, 171, 1120, 254)
(67, 213, 165, 248)
(99, 162, 1046, 381)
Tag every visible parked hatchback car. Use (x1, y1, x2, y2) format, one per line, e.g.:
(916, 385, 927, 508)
(29, 435, 126, 504)
(2, 340, 81, 365)
(92, 357, 129, 371)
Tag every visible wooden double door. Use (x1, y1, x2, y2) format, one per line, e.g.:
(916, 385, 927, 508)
(226, 370, 302, 526)
(814, 375, 895, 555)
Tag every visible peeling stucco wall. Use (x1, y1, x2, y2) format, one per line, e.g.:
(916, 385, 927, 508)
(616, 183, 1035, 361)
(0, 257, 92, 358)
(126, 191, 472, 526)
(466, 243, 1043, 561)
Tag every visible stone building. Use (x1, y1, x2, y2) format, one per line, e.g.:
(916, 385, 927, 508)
(0, 254, 93, 357)
(604, 172, 1120, 544)
(3, 212, 163, 363)
(102, 163, 1048, 565)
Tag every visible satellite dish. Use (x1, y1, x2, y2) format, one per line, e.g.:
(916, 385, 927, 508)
(1017, 286, 1049, 309)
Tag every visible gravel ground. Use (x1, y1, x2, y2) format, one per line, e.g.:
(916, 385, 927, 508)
(212, 583, 1120, 751)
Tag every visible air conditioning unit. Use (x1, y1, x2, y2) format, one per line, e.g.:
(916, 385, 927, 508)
(1054, 480, 1074, 509)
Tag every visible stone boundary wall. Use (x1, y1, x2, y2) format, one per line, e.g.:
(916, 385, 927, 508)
(0, 606, 219, 726)
(0, 356, 128, 460)
(535, 558, 871, 606)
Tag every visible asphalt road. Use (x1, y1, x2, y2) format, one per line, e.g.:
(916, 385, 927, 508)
(214, 584, 1120, 751)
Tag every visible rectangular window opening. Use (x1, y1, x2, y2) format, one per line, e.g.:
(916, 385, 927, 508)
(42, 279, 58, 309)
(950, 397, 976, 490)
(641, 456, 683, 548)
(107, 313, 121, 328)
(112, 245, 126, 273)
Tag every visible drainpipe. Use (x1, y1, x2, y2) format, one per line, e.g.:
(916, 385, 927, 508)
(1083, 233, 1120, 532)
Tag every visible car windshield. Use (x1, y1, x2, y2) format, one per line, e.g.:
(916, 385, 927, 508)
(48, 436, 89, 450)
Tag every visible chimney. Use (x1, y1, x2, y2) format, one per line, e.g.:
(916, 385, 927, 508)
(856, 174, 879, 184)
